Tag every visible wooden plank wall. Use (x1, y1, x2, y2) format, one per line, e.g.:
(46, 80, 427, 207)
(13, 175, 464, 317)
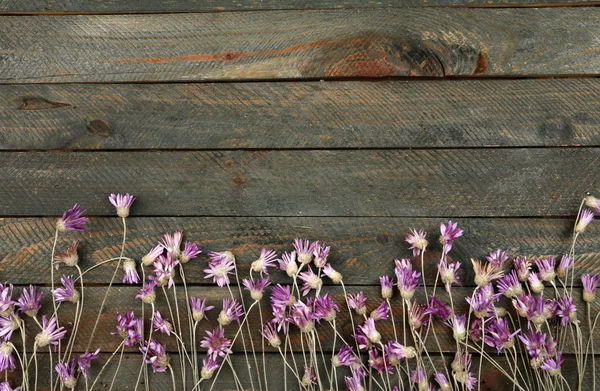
(0, 0, 599, 390)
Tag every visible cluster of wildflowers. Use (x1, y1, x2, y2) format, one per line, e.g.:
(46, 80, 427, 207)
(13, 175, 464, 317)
(2, 194, 599, 391)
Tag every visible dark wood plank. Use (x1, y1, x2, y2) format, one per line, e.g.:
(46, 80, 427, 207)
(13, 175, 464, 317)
(3, 79, 600, 150)
(1, 0, 598, 13)
(6, 352, 593, 391)
(1, 217, 597, 286)
(0, 149, 598, 217)
(10, 286, 599, 354)
(1, 9, 599, 82)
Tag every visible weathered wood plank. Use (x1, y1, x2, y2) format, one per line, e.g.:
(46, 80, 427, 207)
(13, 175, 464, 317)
(6, 352, 593, 391)
(11, 286, 598, 354)
(1, 0, 597, 13)
(0, 9, 599, 82)
(1, 217, 596, 286)
(0, 150, 597, 217)
(3, 79, 600, 150)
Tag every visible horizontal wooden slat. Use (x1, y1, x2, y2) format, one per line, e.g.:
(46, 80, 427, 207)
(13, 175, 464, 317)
(6, 352, 593, 391)
(1, 0, 598, 13)
(1, 217, 597, 285)
(10, 286, 598, 354)
(0, 9, 599, 83)
(0, 149, 598, 217)
(3, 79, 600, 150)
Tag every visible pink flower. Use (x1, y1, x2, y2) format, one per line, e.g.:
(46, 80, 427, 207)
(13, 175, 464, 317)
(108, 193, 135, 218)
(35, 316, 67, 347)
(405, 228, 427, 257)
(57, 204, 88, 232)
(201, 328, 232, 358)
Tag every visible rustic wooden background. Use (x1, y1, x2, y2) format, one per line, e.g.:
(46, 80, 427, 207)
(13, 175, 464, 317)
(1, 0, 600, 390)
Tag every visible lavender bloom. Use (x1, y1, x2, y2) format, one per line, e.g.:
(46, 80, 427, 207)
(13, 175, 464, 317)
(141, 244, 164, 267)
(485, 317, 520, 352)
(301, 367, 317, 387)
(582, 274, 600, 302)
(513, 256, 531, 282)
(347, 291, 367, 316)
(405, 228, 428, 257)
(270, 284, 295, 311)
(426, 297, 452, 321)
(16, 285, 42, 317)
(52, 275, 79, 303)
(410, 366, 428, 391)
(528, 272, 545, 294)
(368, 348, 393, 375)
(261, 320, 281, 348)
(135, 280, 157, 304)
(201, 328, 232, 358)
(55, 359, 77, 389)
(0, 316, 19, 342)
(497, 271, 523, 299)
(122, 259, 140, 284)
(57, 204, 88, 232)
(434, 372, 451, 391)
(218, 298, 244, 326)
(288, 301, 315, 333)
(386, 340, 416, 364)
(313, 243, 331, 268)
(379, 276, 394, 299)
(466, 289, 493, 319)
(152, 311, 173, 335)
(519, 330, 547, 359)
(152, 253, 179, 288)
(242, 277, 271, 301)
(204, 253, 235, 287)
(555, 296, 577, 326)
(438, 259, 461, 289)
(298, 267, 322, 296)
(190, 297, 214, 322)
(585, 195, 600, 213)
(536, 257, 556, 282)
(370, 301, 389, 321)
(77, 348, 100, 379)
(201, 357, 220, 380)
(556, 255, 573, 280)
(251, 248, 278, 275)
(35, 315, 67, 348)
(486, 249, 509, 268)
(323, 264, 343, 284)
(345, 373, 365, 391)
(451, 352, 476, 390)
(0, 343, 15, 372)
(471, 259, 503, 287)
(541, 352, 564, 376)
(278, 251, 298, 277)
(395, 258, 412, 273)
(294, 239, 317, 265)
(112, 312, 143, 346)
(440, 221, 463, 254)
(314, 293, 340, 322)
(0, 285, 15, 316)
(0, 383, 20, 391)
(54, 242, 79, 269)
(576, 209, 594, 233)
(180, 242, 201, 264)
(160, 232, 183, 258)
(397, 268, 421, 300)
(409, 302, 429, 329)
(526, 295, 555, 327)
(445, 315, 467, 342)
(140, 339, 169, 373)
(108, 193, 135, 218)
(333, 345, 360, 367)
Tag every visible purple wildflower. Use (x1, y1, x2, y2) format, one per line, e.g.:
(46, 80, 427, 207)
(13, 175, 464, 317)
(438, 259, 461, 289)
(536, 257, 556, 282)
(57, 204, 88, 232)
(242, 277, 271, 301)
(485, 317, 520, 352)
(497, 271, 523, 298)
(582, 274, 600, 302)
(108, 193, 135, 218)
(0, 383, 20, 391)
(555, 296, 577, 326)
(0, 285, 14, 316)
(541, 352, 564, 376)
(333, 345, 360, 367)
(526, 295, 555, 327)
(201, 328, 231, 358)
(204, 253, 235, 287)
(261, 320, 281, 348)
(135, 280, 157, 304)
(298, 267, 322, 296)
(486, 249, 509, 268)
(576, 209, 594, 233)
(313, 243, 331, 268)
(288, 301, 315, 333)
(140, 339, 169, 373)
(152, 311, 173, 335)
(434, 372, 451, 391)
(370, 301, 389, 321)
(122, 259, 140, 284)
(472, 259, 503, 287)
(55, 359, 77, 389)
(323, 264, 343, 284)
(556, 255, 573, 280)
(314, 293, 340, 322)
(112, 312, 143, 346)
(405, 228, 428, 257)
(379, 276, 394, 299)
(160, 232, 183, 258)
(440, 221, 463, 254)
(218, 298, 244, 326)
(180, 242, 201, 264)
(278, 251, 299, 277)
(0, 316, 18, 342)
(251, 248, 278, 275)
(35, 316, 67, 348)
(513, 256, 531, 282)
(344, 372, 365, 391)
(426, 297, 452, 321)
(466, 289, 493, 319)
(302, 367, 317, 387)
(445, 315, 467, 342)
(397, 268, 421, 300)
(152, 253, 179, 288)
(141, 244, 164, 267)
(201, 357, 220, 380)
(77, 348, 100, 379)
(347, 291, 367, 316)
(294, 239, 317, 265)
(0, 343, 15, 372)
(190, 297, 214, 322)
(271, 284, 295, 311)
(358, 318, 381, 345)
(409, 302, 429, 329)
(410, 366, 428, 391)
(368, 348, 393, 375)
(386, 340, 416, 364)
(528, 272, 545, 294)
(16, 285, 42, 317)
(54, 241, 79, 269)
(52, 275, 79, 303)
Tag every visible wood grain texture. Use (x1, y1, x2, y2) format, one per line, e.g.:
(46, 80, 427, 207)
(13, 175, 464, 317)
(1, 0, 598, 13)
(1, 217, 596, 286)
(6, 352, 593, 391)
(3, 79, 600, 150)
(1, 8, 599, 83)
(10, 286, 598, 354)
(0, 149, 598, 217)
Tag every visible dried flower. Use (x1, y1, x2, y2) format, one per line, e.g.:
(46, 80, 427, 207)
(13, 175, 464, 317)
(344, 372, 365, 391)
(152, 253, 179, 288)
(201, 357, 220, 380)
(135, 280, 157, 304)
(16, 285, 43, 317)
(471, 259, 503, 287)
(141, 244, 164, 267)
(347, 292, 367, 316)
(242, 277, 271, 301)
(370, 301, 389, 321)
(190, 297, 214, 322)
(514, 256, 531, 282)
(294, 239, 317, 265)
(323, 264, 343, 284)
(302, 367, 317, 387)
(122, 259, 140, 284)
(77, 348, 100, 379)
(108, 193, 135, 218)
(218, 298, 244, 326)
(440, 221, 463, 254)
(54, 242, 79, 269)
(201, 328, 232, 358)
(55, 359, 77, 389)
(298, 267, 322, 296)
(405, 228, 428, 257)
(57, 204, 88, 232)
(541, 352, 564, 376)
(140, 339, 169, 373)
(438, 259, 461, 289)
(288, 301, 315, 333)
(52, 275, 79, 303)
(35, 316, 67, 348)
(0, 285, 14, 317)
(152, 311, 173, 335)
(445, 315, 467, 342)
(528, 272, 544, 294)
(270, 284, 295, 311)
(368, 348, 393, 375)
(396, 268, 420, 300)
(536, 257, 556, 282)
(555, 296, 577, 326)
(426, 297, 452, 321)
(408, 302, 429, 329)
(410, 366, 428, 391)
(261, 320, 281, 348)
(582, 274, 600, 302)
(333, 345, 360, 367)
(556, 255, 573, 280)
(379, 276, 394, 299)
(314, 293, 340, 322)
(180, 241, 201, 264)
(251, 248, 278, 275)
(576, 209, 594, 233)
(0, 343, 15, 372)
(485, 317, 520, 352)
(160, 232, 183, 259)
(278, 251, 299, 277)
(204, 253, 235, 287)
(497, 271, 523, 299)
(313, 243, 331, 268)
(0, 316, 19, 342)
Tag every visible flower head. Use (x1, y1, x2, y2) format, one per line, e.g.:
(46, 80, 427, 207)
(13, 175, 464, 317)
(445, 314, 467, 342)
(556, 255, 573, 280)
(135, 280, 157, 304)
(77, 348, 100, 379)
(485, 317, 520, 352)
(218, 298, 244, 326)
(261, 320, 281, 348)
(576, 209, 594, 233)
(16, 285, 43, 317)
(405, 228, 428, 257)
(368, 348, 393, 375)
(0, 285, 14, 317)
(486, 249, 508, 268)
(270, 284, 295, 311)
(141, 244, 164, 267)
(528, 272, 545, 294)
(54, 242, 79, 269)
(426, 297, 452, 321)
(160, 232, 183, 258)
(0, 382, 21, 391)
(180, 242, 201, 264)
(323, 264, 343, 284)
(347, 291, 367, 316)
(302, 367, 317, 387)
(108, 193, 135, 218)
(152, 311, 173, 335)
(57, 204, 88, 232)
(344, 372, 365, 391)
(471, 259, 503, 287)
(288, 301, 315, 333)
(52, 275, 79, 303)
(55, 359, 77, 389)
(314, 293, 340, 322)
(313, 244, 331, 269)
(190, 297, 214, 322)
(298, 267, 322, 296)
(409, 302, 429, 329)
(370, 301, 389, 321)
(201, 357, 220, 380)
(0, 316, 19, 342)
(294, 239, 317, 265)
(497, 271, 523, 299)
(35, 316, 67, 348)
(379, 276, 394, 299)
(541, 352, 564, 376)
(438, 259, 461, 289)
(151, 253, 179, 288)
(536, 257, 556, 282)
(513, 257, 531, 282)
(242, 277, 271, 301)
(140, 339, 169, 373)
(555, 296, 577, 326)
(410, 366, 428, 391)
(440, 221, 463, 254)
(201, 328, 231, 358)
(396, 268, 420, 300)
(0, 343, 16, 372)
(112, 312, 143, 346)
(333, 345, 360, 367)
(278, 251, 299, 277)
(466, 288, 493, 319)
(251, 248, 278, 275)
(122, 259, 140, 284)
(582, 274, 600, 302)
(204, 253, 235, 287)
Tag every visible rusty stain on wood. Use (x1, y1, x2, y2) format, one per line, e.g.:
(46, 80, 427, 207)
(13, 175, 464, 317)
(18, 97, 70, 111)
